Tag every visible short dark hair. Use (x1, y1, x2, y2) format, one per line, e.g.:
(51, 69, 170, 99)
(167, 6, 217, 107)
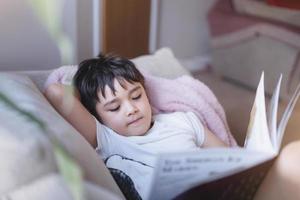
(73, 53, 145, 121)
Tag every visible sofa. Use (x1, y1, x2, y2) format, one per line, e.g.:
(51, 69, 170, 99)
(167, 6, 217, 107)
(1, 48, 299, 200)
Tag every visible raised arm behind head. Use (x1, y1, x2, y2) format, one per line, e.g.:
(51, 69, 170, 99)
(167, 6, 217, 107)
(45, 53, 152, 147)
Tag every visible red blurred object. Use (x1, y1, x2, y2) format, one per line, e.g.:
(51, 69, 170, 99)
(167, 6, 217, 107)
(267, 0, 300, 10)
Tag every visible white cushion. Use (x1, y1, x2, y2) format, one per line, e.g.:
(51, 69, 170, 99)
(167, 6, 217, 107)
(132, 47, 191, 78)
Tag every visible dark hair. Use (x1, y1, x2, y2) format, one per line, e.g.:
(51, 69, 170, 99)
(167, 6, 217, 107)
(73, 53, 145, 121)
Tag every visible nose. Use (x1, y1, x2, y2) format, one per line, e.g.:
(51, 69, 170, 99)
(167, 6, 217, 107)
(125, 101, 138, 116)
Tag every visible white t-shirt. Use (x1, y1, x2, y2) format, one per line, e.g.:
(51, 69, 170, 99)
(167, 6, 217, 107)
(96, 111, 205, 199)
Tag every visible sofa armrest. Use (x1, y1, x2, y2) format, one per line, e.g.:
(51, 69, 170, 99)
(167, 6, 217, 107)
(14, 69, 53, 91)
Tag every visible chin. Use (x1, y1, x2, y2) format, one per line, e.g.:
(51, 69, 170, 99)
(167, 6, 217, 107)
(127, 119, 151, 136)
(132, 129, 147, 136)
(130, 125, 149, 136)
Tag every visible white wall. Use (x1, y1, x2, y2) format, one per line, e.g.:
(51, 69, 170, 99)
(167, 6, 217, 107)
(0, 0, 98, 71)
(153, 0, 217, 71)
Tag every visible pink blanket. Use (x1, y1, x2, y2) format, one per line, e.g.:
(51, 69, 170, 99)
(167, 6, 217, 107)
(143, 71, 237, 147)
(45, 66, 237, 147)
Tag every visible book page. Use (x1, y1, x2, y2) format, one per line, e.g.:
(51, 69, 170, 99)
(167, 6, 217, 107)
(277, 82, 300, 149)
(244, 72, 274, 153)
(267, 74, 282, 151)
(146, 148, 274, 200)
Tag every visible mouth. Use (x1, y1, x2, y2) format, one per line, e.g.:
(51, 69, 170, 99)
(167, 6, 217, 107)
(127, 117, 143, 126)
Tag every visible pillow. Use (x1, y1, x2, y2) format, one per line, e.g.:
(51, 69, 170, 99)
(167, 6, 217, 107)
(132, 47, 191, 78)
(0, 73, 123, 199)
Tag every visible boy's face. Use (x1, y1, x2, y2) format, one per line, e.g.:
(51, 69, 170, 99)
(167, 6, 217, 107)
(96, 79, 152, 136)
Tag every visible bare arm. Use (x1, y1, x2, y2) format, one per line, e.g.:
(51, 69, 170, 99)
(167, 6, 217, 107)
(202, 126, 229, 148)
(44, 83, 97, 148)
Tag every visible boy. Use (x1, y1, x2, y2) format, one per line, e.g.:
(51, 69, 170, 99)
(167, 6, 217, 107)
(45, 55, 300, 200)
(45, 54, 227, 199)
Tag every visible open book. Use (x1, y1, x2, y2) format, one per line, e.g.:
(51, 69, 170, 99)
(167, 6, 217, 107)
(146, 72, 300, 200)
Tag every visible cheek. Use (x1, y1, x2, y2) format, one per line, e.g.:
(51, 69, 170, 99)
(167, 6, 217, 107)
(140, 97, 152, 116)
(143, 95, 152, 110)
(101, 114, 125, 134)
(143, 102, 151, 114)
(101, 112, 120, 126)
(96, 107, 114, 125)
(108, 118, 122, 129)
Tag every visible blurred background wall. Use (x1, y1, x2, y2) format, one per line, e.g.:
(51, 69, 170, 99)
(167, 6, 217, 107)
(0, 0, 216, 71)
(0, 0, 96, 70)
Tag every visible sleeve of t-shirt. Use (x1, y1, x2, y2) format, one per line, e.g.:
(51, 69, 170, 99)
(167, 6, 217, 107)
(94, 117, 112, 158)
(95, 117, 103, 149)
(185, 112, 205, 147)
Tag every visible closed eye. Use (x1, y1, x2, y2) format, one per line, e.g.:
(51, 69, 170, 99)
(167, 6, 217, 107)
(132, 94, 141, 100)
(109, 105, 120, 112)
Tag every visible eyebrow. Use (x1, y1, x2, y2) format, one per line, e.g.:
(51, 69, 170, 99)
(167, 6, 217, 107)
(103, 85, 142, 107)
(129, 85, 142, 95)
(103, 99, 118, 107)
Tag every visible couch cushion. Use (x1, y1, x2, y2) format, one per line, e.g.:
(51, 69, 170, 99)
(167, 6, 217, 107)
(2, 173, 121, 200)
(0, 73, 123, 199)
(0, 73, 57, 194)
(16, 70, 54, 92)
(3, 174, 74, 200)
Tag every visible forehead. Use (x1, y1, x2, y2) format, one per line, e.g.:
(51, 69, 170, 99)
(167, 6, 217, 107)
(99, 79, 141, 100)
